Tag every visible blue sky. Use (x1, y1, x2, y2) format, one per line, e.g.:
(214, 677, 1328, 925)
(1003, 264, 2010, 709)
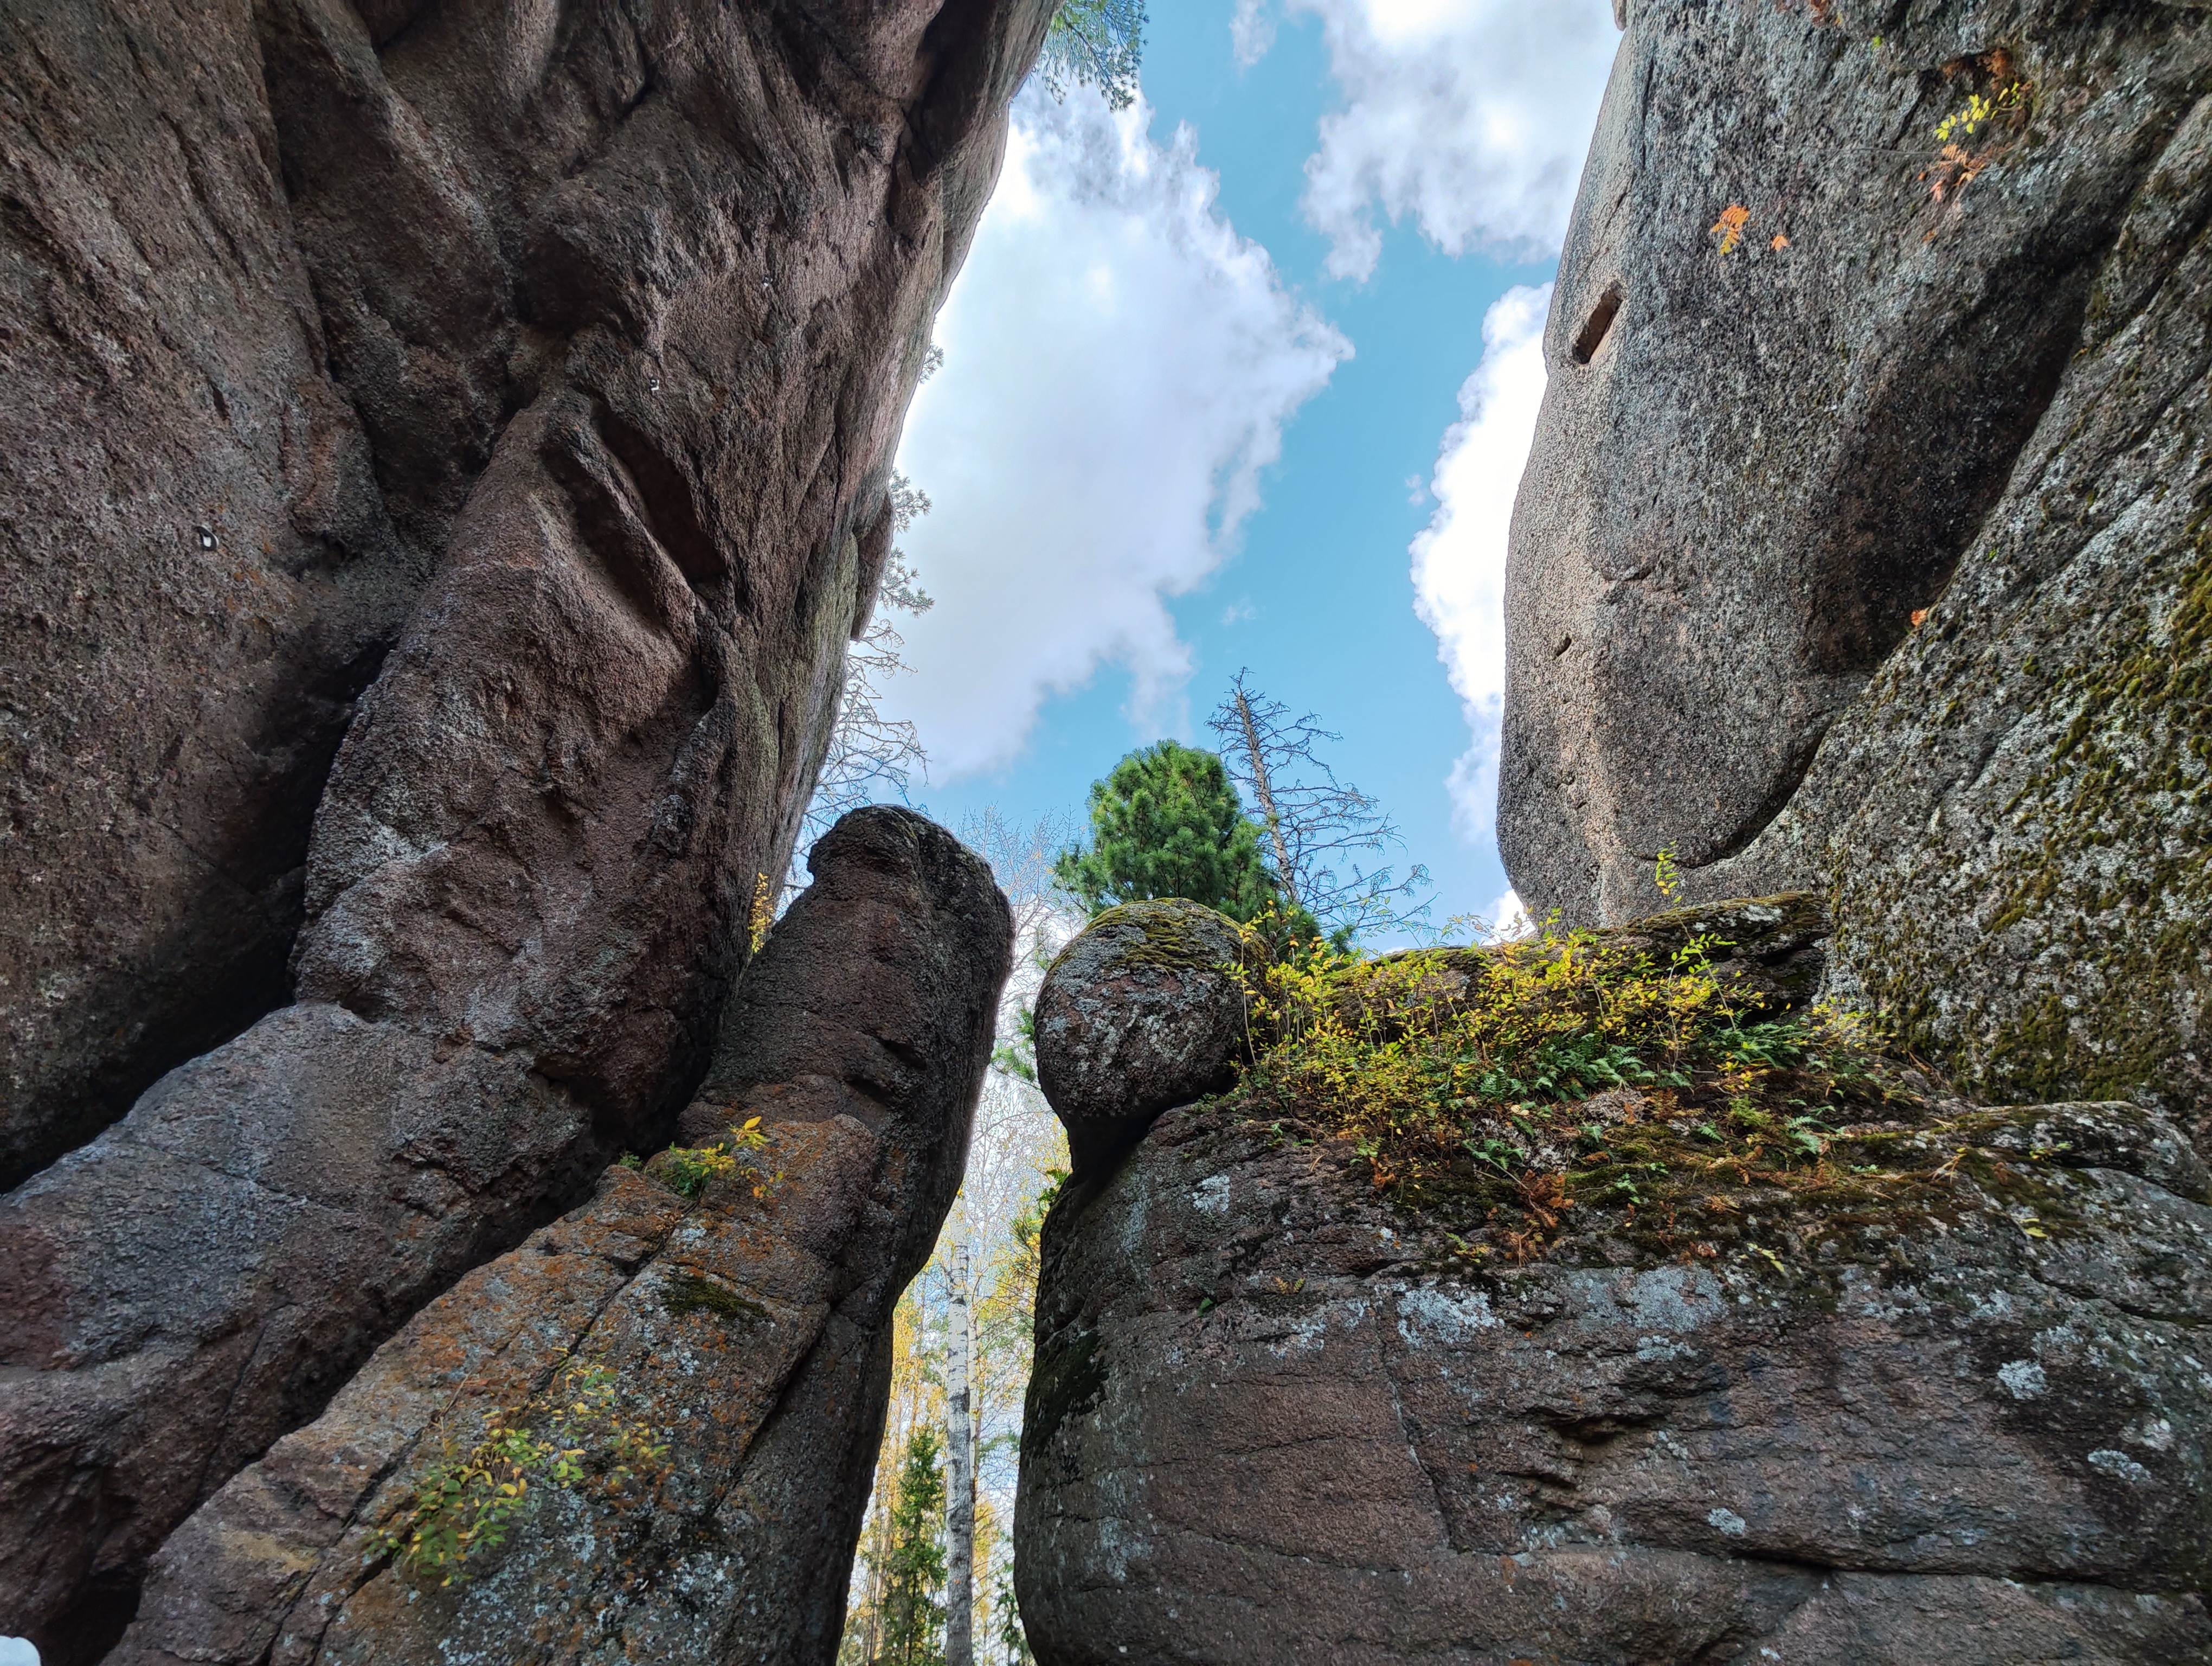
(883, 0, 1619, 938)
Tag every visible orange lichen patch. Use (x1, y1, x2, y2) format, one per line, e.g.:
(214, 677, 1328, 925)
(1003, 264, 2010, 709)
(1712, 203, 1751, 254)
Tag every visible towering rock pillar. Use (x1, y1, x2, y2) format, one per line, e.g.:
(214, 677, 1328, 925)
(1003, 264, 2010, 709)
(110, 807, 1013, 1666)
(0, 2, 1051, 1656)
(1500, 0, 2211, 1117)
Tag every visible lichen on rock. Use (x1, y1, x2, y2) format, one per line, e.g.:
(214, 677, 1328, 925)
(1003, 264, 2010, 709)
(1015, 901, 2212, 1664)
(1034, 898, 1251, 1176)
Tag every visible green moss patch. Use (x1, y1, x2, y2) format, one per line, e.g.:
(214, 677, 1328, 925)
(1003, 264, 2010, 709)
(1844, 489, 2211, 1112)
(662, 1273, 768, 1324)
(1064, 899, 1241, 975)
(1218, 914, 2081, 1261)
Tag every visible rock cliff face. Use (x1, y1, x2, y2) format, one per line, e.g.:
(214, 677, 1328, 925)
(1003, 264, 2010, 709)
(1013, 907, 2212, 1664)
(1500, 0, 2211, 1118)
(0, 1, 1050, 1656)
(1018, 1090, 2211, 1666)
(111, 806, 1011, 1666)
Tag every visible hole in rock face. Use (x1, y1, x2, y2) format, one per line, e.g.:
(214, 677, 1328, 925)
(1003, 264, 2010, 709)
(1571, 285, 1624, 364)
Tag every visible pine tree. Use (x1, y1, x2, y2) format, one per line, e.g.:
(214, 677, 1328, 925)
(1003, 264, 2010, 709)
(878, 1427, 949, 1666)
(994, 1575, 1035, 1665)
(1052, 740, 1281, 923)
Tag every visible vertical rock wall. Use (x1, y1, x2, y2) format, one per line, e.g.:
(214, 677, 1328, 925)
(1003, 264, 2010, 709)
(0, 0, 423, 1190)
(1499, 0, 2211, 1121)
(0, 2, 1052, 1656)
(1017, 1092, 2212, 1666)
(111, 807, 1012, 1666)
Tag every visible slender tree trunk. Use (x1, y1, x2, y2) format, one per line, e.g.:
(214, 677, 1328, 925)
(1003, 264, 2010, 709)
(1234, 683, 1300, 906)
(861, 1389, 905, 1665)
(863, 1491, 886, 1664)
(945, 1245, 976, 1666)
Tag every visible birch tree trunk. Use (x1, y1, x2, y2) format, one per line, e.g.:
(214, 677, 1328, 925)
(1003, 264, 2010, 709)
(946, 1242, 976, 1666)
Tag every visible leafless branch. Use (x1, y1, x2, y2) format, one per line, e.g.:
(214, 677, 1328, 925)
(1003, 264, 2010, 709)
(1206, 669, 1431, 940)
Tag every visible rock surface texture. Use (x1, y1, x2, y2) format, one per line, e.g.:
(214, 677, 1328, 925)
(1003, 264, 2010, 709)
(0, 2, 1050, 1656)
(110, 806, 1012, 1666)
(1500, 0, 2211, 1119)
(1033, 900, 1250, 1176)
(1016, 1090, 2212, 1665)
(0, 0, 423, 1191)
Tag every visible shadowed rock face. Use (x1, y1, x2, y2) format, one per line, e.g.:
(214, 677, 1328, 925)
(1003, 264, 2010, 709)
(1500, 1, 2211, 1115)
(0, 0, 422, 1191)
(1015, 1088, 2212, 1666)
(0, 3, 1051, 1656)
(0, 0, 1046, 1187)
(108, 806, 1012, 1666)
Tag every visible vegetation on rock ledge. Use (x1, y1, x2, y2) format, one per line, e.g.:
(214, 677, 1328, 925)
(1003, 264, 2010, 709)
(1223, 913, 2017, 1261)
(631, 1114, 779, 1201)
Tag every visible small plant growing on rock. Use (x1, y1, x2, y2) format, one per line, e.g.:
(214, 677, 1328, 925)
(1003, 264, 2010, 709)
(750, 872, 774, 954)
(370, 1359, 670, 1586)
(1934, 91, 1995, 144)
(1925, 60, 2033, 204)
(1934, 74, 2028, 144)
(646, 1115, 778, 1200)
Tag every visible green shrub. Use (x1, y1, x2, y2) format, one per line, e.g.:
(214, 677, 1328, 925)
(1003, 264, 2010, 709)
(1229, 913, 1908, 1255)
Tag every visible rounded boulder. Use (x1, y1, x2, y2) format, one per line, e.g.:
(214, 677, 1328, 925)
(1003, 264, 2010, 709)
(1034, 899, 1249, 1175)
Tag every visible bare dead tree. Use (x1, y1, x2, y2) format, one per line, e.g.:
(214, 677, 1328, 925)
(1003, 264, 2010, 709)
(1206, 669, 1430, 942)
(798, 474, 935, 864)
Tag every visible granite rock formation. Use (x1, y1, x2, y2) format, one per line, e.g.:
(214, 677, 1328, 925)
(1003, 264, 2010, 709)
(1034, 899, 1249, 1176)
(1017, 1047, 2212, 1665)
(1586, 892, 1829, 1016)
(0, 2, 1051, 1657)
(108, 805, 1012, 1666)
(1500, 0, 2211, 1118)
(0, 0, 423, 1192)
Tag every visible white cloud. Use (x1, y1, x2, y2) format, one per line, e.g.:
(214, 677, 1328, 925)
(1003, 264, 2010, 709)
(1243, 0, 1619, 279)
(1488, 886, 1527, 939)
(886, 87, 1348, 778)
(1409, 283, 1550, 841)
(1230, 0, 1277, 65)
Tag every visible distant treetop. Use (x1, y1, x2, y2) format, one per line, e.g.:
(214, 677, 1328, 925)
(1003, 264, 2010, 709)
(1053, 740, 1280, 925)
(1038, 0, 1146, 111)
